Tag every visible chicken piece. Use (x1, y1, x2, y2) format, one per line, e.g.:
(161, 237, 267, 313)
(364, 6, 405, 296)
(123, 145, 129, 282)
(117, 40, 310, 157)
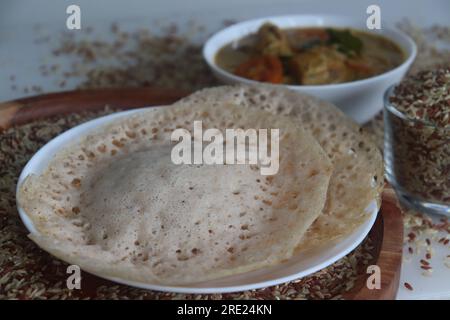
(256, 23, 293, 57)
(289, 46, 351, 85)
(290, 28, 330, 51)
(346, 58, 376, 79)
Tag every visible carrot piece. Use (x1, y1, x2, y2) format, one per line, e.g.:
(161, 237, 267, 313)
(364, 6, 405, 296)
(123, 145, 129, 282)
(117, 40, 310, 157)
(234, 55, 284, 84)
(346, 60, 374, 75)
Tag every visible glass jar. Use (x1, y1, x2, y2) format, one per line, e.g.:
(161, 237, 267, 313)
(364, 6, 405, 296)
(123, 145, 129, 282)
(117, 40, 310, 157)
(384, 85, 450, 216)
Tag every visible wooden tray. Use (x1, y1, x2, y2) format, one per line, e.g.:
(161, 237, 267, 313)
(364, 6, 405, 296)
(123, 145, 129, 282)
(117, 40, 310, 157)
(0, 87, 404, 299)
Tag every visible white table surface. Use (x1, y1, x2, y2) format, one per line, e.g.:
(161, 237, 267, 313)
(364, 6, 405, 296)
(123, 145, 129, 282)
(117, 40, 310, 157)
(1, 0, 449, 299)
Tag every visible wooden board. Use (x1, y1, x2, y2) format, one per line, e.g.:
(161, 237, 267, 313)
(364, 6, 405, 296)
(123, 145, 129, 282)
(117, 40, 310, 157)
(0, 87, 188, 130)
(343, 188, 403, 300)
(0, 87, 404, 299)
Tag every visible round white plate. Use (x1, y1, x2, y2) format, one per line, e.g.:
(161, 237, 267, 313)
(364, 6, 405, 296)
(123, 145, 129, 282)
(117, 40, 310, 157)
(16, 108, 379, 294)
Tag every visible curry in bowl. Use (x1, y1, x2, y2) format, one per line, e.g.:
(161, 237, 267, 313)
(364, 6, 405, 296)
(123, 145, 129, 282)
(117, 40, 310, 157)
(215, 23, 405, 85)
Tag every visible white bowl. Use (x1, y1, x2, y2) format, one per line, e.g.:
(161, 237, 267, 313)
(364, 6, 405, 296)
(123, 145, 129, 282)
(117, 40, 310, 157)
(17, 108, 379, 293)
(203, 14, 417, 124)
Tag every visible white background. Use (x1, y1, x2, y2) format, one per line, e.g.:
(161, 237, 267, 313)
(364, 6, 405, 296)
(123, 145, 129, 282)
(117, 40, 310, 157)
(0, 0, 449, 299)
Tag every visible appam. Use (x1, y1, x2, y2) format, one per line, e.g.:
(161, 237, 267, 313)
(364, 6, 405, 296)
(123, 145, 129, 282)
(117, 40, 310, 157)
(173, 85, 384, 250)
(17, 102, 333, 285)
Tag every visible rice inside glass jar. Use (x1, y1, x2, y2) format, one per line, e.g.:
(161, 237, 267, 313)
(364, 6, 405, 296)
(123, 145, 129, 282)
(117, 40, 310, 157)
(384, 68, 450, 216)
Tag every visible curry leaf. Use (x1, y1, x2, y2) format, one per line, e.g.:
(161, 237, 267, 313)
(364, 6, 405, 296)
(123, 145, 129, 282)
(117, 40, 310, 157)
(327, 29, 363, 56)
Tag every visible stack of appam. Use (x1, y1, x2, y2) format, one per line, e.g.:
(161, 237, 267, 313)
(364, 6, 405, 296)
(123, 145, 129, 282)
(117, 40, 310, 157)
(18, 85, 383, 285)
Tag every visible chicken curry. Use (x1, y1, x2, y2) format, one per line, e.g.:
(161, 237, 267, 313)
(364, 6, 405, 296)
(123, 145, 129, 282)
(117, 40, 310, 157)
(215, 23, 405, 85)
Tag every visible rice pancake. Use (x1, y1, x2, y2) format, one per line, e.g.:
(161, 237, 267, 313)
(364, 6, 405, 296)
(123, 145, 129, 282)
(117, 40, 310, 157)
(173, 85, 384, 249)
(18, 102, 332, 285)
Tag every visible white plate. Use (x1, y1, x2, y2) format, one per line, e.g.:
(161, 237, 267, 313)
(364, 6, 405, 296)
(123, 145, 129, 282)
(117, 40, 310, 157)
(16, 108, 379, 294)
